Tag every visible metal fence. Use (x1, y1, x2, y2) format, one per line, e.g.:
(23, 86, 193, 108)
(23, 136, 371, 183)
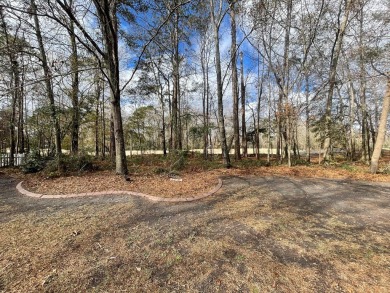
(0, 153, 25, 167)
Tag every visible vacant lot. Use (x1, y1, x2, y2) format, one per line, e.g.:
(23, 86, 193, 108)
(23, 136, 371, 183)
(1, 170, 389, 292)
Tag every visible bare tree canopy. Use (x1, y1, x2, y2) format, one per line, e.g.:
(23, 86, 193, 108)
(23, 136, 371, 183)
(0, 0, 389, 173)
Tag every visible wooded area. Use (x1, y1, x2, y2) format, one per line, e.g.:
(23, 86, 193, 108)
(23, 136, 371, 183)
(0, 0, 389, 174)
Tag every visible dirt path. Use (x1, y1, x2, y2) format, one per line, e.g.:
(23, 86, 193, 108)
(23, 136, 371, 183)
(1, 174, 389, 292)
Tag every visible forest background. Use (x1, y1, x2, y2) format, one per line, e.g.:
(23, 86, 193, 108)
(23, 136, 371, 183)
(1, 0, 389, 175)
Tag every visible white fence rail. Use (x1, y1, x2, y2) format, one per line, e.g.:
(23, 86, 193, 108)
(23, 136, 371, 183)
(0, 153, 25, 167)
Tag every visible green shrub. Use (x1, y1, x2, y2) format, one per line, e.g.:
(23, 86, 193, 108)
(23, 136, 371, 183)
(44, 153, 94, 175)
(20, 150, 47, 174)
(153, 167, 168, 175)
(381, 164, 390, 174)
(292, 159, 310, 166)
(67, 154, 94, 172)
(235, 158, 272, 168)
(168, 150, 187, 171)
(340, 163, 356, 172)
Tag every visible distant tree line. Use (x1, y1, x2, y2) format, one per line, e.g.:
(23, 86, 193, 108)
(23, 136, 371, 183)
(0, 0, 389, 174)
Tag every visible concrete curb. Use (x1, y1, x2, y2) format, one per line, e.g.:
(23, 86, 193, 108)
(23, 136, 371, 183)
(16, 179, 223, 202)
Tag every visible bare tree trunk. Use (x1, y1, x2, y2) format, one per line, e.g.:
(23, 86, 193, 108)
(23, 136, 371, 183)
(69, 1, 80, 155)
(370, 77, 390, 174)
(347, 80, 356, 160)
(52, 0, 127, 172)
(256, 50, 263, 160)
(151, 59, 168, 156)
(358, 4, 369, 162)
(299, 1, 326, 163)
(361, 95, 369, 161)
(95, 74, 101, 157)
(369, 115, 376, 149)
(9, 69, 17, 166)
(282, 0, 292, 166)
(161, 89, 167, 156)
(17, 60, 25, 154)
(240, 51, 247, 157)
(171, 1, 181, 151)
(229, 1, 240, 160)
(0, 9, 17, 164)
(167, 79, 172, 150)
(267, 70, 272, 164)
(155, 65, 167, 156)
(322, 0, 352, 161)
(200, 37, 210, 159)
(370, 73, 390, 174)
(202, 63, 207, 159)
(93, 0, 128, 175)
(178, 78, 182, 150)
(210, 0, 230, 167)
(31, 0, 62, 159)
(110, 114, 115, 159)
(21, 62, 27, 153)
(305, 73, 311, 162)
(206, 64, 210, 159)
(101, 82, 106, 158)
(14, 58, 25, 154)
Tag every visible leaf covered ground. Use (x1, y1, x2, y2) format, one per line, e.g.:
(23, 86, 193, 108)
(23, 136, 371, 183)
(14, 153, 390, 197)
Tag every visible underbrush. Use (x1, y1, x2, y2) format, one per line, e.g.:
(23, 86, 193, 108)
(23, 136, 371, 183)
(43, 154, 95, 178)
(128, 152, 224, 175)
(233, 157, 272, 168)
(20, 150, 47, 174)
(20, 151, 96, 177)
(339, 163, 358, 172)
(11, 151, 390, 183)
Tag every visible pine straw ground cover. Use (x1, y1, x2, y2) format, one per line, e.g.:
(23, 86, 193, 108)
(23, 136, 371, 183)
(12, 153, 390, 197)
(0, 154, 389, 292)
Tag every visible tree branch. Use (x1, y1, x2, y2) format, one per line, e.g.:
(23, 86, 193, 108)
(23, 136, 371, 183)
(120, 0, 192, 92)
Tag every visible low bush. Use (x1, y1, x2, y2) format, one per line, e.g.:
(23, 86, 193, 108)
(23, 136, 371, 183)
(340, 163, 357, 172)
(292, 158, 311, 166)
(168, 150, 187, 172)
(20, 150, 47, 174)
(153, 167, 168, 175)
(44, 153, 94, 175)
(235, 158, 272, 168)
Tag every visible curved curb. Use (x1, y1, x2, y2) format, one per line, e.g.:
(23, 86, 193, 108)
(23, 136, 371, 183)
(16, 179, 223, 203)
